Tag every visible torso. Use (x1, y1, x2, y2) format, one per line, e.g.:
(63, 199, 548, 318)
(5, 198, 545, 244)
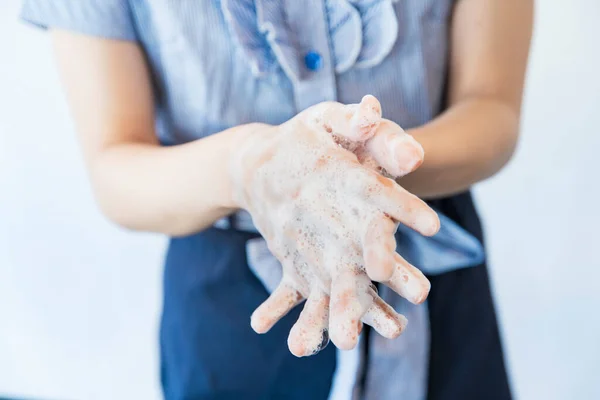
(127, 0, 455, 144)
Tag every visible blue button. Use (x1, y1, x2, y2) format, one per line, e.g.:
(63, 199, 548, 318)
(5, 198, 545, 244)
(304, 51, 323, 71)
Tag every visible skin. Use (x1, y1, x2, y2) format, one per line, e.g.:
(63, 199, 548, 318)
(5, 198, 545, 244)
(400, 0, 534, 198)
(47, 0, 532, 356)
(237, 96, 438, 353)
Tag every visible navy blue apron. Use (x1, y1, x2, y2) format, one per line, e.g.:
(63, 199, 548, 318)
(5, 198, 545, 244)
(160, 226, 336, 400)
(159, 191, 511, 400)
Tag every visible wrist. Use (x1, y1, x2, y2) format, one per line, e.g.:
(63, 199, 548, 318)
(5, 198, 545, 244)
(225, 122, 276, 209)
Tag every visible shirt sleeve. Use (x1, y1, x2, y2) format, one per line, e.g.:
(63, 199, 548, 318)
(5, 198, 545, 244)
(20, 0, 138, 41)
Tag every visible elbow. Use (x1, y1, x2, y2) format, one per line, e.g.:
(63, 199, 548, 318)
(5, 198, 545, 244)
(98, 204, 137, 232)
(87, 163, 137, 232)
(481, 100, 522, 179)
(86, 145, 205, 236)
(93, 187, 148, 232)
(93, 190, 183, 235)
(92, 185, 205, 237)
(488, 129, 519, 177)
(87, 157, 160, 234)
(94, 194, 190, 236)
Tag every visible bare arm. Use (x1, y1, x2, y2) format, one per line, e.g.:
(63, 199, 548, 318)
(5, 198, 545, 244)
(50, 30, 260, 236)
(399, 0, 534, 198)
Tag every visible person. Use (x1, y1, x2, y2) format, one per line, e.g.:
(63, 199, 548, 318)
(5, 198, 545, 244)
(21, 0, 532, 399)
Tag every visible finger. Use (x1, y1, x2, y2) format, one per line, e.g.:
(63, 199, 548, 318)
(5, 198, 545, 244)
(304, 95, 382, 143)
(288, 290, 331, 357)
(384, 253, 431, 304)
(369, 174, 440, 236)
(361, 294, 408, 339)
(251, 281, 304, 334)
(362, 215, 398, 282)
(365, 120, 424, 178)
(329, 270, 373, 350)
(344, 94, 382, 142)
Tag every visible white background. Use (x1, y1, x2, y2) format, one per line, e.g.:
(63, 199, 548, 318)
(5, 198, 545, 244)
(1, 1, 599, 399)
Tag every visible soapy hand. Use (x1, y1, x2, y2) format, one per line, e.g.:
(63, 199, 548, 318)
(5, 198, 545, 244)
(230, 95, 440, 356)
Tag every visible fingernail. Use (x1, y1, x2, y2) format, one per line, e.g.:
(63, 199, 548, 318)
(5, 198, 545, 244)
(313, 329, 330, 355)
(369, 282, 379, 295)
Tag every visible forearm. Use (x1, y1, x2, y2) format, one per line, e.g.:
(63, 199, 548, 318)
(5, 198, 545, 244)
(399, 0, 532, 199)
(399, 96, 520, 199)
(90, 124, 263, 236)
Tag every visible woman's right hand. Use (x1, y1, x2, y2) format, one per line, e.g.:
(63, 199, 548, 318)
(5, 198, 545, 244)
(229, 95, 440, 356)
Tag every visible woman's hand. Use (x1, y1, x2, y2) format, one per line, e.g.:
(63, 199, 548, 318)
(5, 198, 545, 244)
(230, 95, 440, 356)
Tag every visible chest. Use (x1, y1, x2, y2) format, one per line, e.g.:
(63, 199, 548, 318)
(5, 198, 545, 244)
(131, 0, 454, 142)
